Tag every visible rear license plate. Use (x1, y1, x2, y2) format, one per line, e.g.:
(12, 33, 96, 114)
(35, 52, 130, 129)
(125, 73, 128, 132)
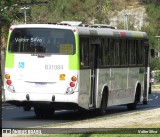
(35, 82, 46, 87)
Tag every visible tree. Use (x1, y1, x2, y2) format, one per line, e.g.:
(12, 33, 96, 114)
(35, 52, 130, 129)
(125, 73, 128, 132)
(30, 0, 111, 24)
(1, 0, 15, 88)
(1, 0, 24, 47)
(144, 3, 160, 70)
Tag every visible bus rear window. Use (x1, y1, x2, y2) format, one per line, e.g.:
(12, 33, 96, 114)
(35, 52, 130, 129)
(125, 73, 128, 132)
(8, 28, 75, 54)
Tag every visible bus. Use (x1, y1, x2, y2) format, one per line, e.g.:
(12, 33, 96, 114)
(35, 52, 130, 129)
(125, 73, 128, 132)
(3, 21, 150, 117)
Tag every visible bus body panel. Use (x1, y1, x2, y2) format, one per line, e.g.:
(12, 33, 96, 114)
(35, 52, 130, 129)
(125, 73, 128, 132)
(96, 67, 144, 108)
(78, 69, 91, 109)
(4, 68, 79, 103)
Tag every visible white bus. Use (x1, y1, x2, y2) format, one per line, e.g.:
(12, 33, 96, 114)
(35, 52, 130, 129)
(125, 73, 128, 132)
(3, 21, 150, 117)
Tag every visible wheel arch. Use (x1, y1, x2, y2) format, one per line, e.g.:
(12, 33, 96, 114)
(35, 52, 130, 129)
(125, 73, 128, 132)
(135, 82, 141, 102)
(100, 84, 109, 105)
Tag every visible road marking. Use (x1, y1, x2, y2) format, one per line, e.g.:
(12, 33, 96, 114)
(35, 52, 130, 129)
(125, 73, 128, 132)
(5, 106, 17, 110)
(6, 107, 15, 110)
(155, 96, 158, 99)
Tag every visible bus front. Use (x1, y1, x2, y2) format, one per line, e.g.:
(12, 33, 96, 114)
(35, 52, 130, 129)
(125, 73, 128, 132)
(4, 24, 80, 115)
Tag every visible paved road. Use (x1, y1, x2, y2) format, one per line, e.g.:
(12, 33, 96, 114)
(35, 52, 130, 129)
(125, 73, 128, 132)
(2, 91, 160, 129)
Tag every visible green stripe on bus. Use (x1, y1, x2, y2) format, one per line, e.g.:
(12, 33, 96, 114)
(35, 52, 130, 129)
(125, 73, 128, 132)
(132, 33, 143, 38)
(69, 34, 80, 70)
(5, 53, 14, 68)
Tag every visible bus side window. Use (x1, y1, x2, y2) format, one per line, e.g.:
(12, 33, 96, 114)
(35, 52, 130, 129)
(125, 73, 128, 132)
(80, 37, 89, 67)
(120, 40, 128, 65)
(114, 39, 120, 65)
(129, 40, 136, 65)
(136, 40, 143, 65)
(100, 38, 111, 66)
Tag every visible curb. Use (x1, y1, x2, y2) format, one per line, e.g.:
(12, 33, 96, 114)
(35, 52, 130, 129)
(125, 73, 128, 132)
(2, 102, 10, 107)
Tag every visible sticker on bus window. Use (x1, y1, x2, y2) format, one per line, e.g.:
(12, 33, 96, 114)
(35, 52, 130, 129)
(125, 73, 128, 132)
(60, 44, 73, 54)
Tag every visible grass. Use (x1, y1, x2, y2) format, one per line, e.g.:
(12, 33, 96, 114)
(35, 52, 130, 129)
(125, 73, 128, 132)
(152, 84, 160, 89)
(11, 125, 160, 137)
(15, 130, 160, 137)
(32, 134, 160, 137)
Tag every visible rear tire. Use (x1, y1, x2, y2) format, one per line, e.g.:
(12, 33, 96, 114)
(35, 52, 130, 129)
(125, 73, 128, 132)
(149, 84, 152, 94)
(34, 105, 55, 118)
(127, 91, 138, 110)
(23, 105, 31, 111)
(143, 100, 148, 105)
(98, 91, 108, 116)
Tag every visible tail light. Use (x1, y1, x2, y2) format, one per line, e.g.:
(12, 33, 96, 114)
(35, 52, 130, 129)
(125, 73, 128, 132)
(70, 82, 75, 87)
(66, 75, 78, 94)
(71, 76, 77, 82)
(6, 80, 12, 85)
(5, 73, 15, 92)
(5, 74, 10, 79)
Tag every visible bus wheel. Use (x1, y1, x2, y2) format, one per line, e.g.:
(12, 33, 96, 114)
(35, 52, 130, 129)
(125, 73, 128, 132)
(149, 86, 152, 94)
(34, 105, 55, 118)
(98, 91, 108, 116)
(23, 105, 31, 111)
(143, 100, 148, 105)
(127, 91, 138, 110)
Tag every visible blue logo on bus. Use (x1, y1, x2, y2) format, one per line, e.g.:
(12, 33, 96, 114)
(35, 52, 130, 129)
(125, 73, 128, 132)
(18, 62, 25, 68)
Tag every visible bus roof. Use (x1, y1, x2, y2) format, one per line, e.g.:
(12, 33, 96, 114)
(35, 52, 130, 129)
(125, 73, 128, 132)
(10, 23, 148, 39)
(76, 26, 147, 39)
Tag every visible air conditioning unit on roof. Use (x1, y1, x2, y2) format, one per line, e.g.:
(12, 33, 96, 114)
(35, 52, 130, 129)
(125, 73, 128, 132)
(60, 21, 82, 26)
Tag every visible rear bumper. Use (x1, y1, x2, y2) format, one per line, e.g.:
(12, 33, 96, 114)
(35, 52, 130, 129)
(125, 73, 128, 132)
(6, 100, 79, 110)
(4, 90, 79, 104)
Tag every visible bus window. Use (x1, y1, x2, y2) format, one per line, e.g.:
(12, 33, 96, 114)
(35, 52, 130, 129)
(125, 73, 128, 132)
(109, 39, 114, 66)
(8, 28, 75, 54)
(80, 37, 89, 67)
(129, 40, 136, 65)
(114, 39, 120, 66)
(120, 40, 128, 65)
(101, 38, 110, 66)
(136, 40, 144, 65)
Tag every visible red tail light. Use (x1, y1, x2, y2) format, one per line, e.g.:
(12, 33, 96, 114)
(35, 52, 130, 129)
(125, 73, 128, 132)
(70, 82, 75, 87)
(6, 80, 12, 85)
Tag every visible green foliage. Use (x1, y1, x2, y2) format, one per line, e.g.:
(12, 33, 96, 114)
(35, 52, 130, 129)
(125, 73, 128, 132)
(27, 133, 160, 137)
(150, 58, 160, 70)
(144, 3, 160, 70)
(144, 4, 160, 49)
(1, 0, 19, 23)
(30, 0, 111, 24)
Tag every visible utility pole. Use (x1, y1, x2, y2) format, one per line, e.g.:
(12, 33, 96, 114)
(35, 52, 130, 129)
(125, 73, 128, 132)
(155, 36, 160, 47)
(122, 10, 130, 30)
(17, 1, 48, 24)
(0, 10, 5, 90)
(155, 36, 160, 58)
(21, 7, 30, 24)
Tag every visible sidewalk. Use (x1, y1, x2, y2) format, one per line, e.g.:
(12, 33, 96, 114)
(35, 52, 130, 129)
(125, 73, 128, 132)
(152, 84, 160, 92)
